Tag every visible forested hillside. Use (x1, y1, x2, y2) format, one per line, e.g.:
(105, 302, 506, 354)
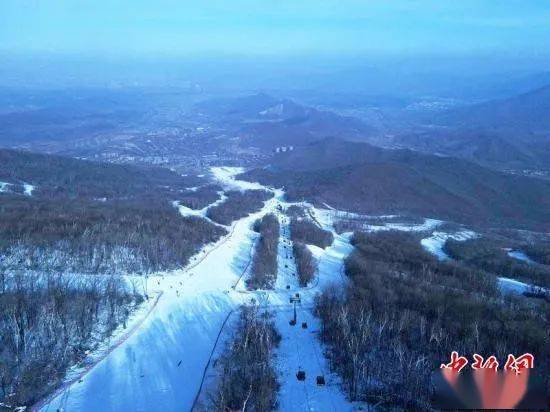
(0, 149, 225, 274)
(243, 139, 550, 231)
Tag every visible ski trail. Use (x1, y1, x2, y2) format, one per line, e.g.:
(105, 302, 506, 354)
(34, 292, 164, 411)
(38, 171, 281, 412)
(271, 207, 354, 412)
(38, 169, 355, 412)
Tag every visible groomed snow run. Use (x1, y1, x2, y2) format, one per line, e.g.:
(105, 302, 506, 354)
(39, 168, 357, 412)
(271, 210, 355, 411)
(39, 173, 280, 411)
(497, 277, 549, 296)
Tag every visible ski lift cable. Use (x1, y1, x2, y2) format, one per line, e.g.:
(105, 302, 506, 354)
(297, 305, 339, 412)
(287, 304, 312, 412)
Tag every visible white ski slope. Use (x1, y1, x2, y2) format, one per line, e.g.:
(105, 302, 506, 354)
(196, 202, 357, 411)
(39, 170, 281, 412)
(210, 166, 266, 191)
(39, 168, 356, 412)
(24, 183, 35, 196)
(271, 210, 355, 412)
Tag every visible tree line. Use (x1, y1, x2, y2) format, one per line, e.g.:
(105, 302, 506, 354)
(293, 242, 316, 286)
(289, 217, 333, 249)
(0, 195, 226, 275)
(247, 214, 279, 290)
(524, 242, 550, 265)
(206, 190, 272, 226)
(209, 306, 280, 411)
(178, 185, 222, 210)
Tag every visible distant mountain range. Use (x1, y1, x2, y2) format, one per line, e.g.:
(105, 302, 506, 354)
(195, 87, 550, 173)
(2, 85, 548, 175)
(392, 85, 550, 171)
(437, 85, 550, 133)
(243, 138, 550, 231)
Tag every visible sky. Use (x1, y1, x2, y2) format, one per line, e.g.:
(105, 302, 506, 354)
(1, 0, 550, 58)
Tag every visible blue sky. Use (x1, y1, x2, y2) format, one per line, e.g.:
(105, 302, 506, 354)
(1, 0, 550, 57)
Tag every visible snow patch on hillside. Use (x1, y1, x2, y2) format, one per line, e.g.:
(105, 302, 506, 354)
(420, 231, 548, 298)
(0, 181, 36, 196)
(311, 207, 442, 234)
(0, 182, 12, 193)
(498, 277, 531, 294)
(210, 166, 266, 191)
(173, 191, 227, 221)
(498, 277, 549, 297)
(259, 103, 284, 116)
(507, 250, 536, 264)
(369, 218, 442, 233)
(24, 183, 35, 196)
(421, 230, 478, 260)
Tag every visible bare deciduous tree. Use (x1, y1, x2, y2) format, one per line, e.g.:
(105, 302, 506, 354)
(0, 272, 142, 407)
(210, 306, 280, 412)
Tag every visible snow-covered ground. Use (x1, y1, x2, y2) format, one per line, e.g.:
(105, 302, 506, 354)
(420, 230, 478, 260)
(40, 206, 274, 411)
(23, 183, 35, 196)
(19, 165, 550, 410)
(367, 218, 442, 233)
(507, 250, 536, 264)
(270, 212, 355, 412)
(39, 170, 277, 411)
(39, 167, 355, 412)
(0, 181, 11, 193)
(0, 181, 36, 196)
(198, 201, 357, 411)
(497, 277, 549, 297)
(324, 207, 441, 234)
(274, 307, 353, 412)
(497, 277, 532, 294)
(210, 166, 266, 191)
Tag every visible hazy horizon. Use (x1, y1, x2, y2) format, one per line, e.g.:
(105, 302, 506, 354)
(2, 1, 550, 92)
(2, 1, 550, 56)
